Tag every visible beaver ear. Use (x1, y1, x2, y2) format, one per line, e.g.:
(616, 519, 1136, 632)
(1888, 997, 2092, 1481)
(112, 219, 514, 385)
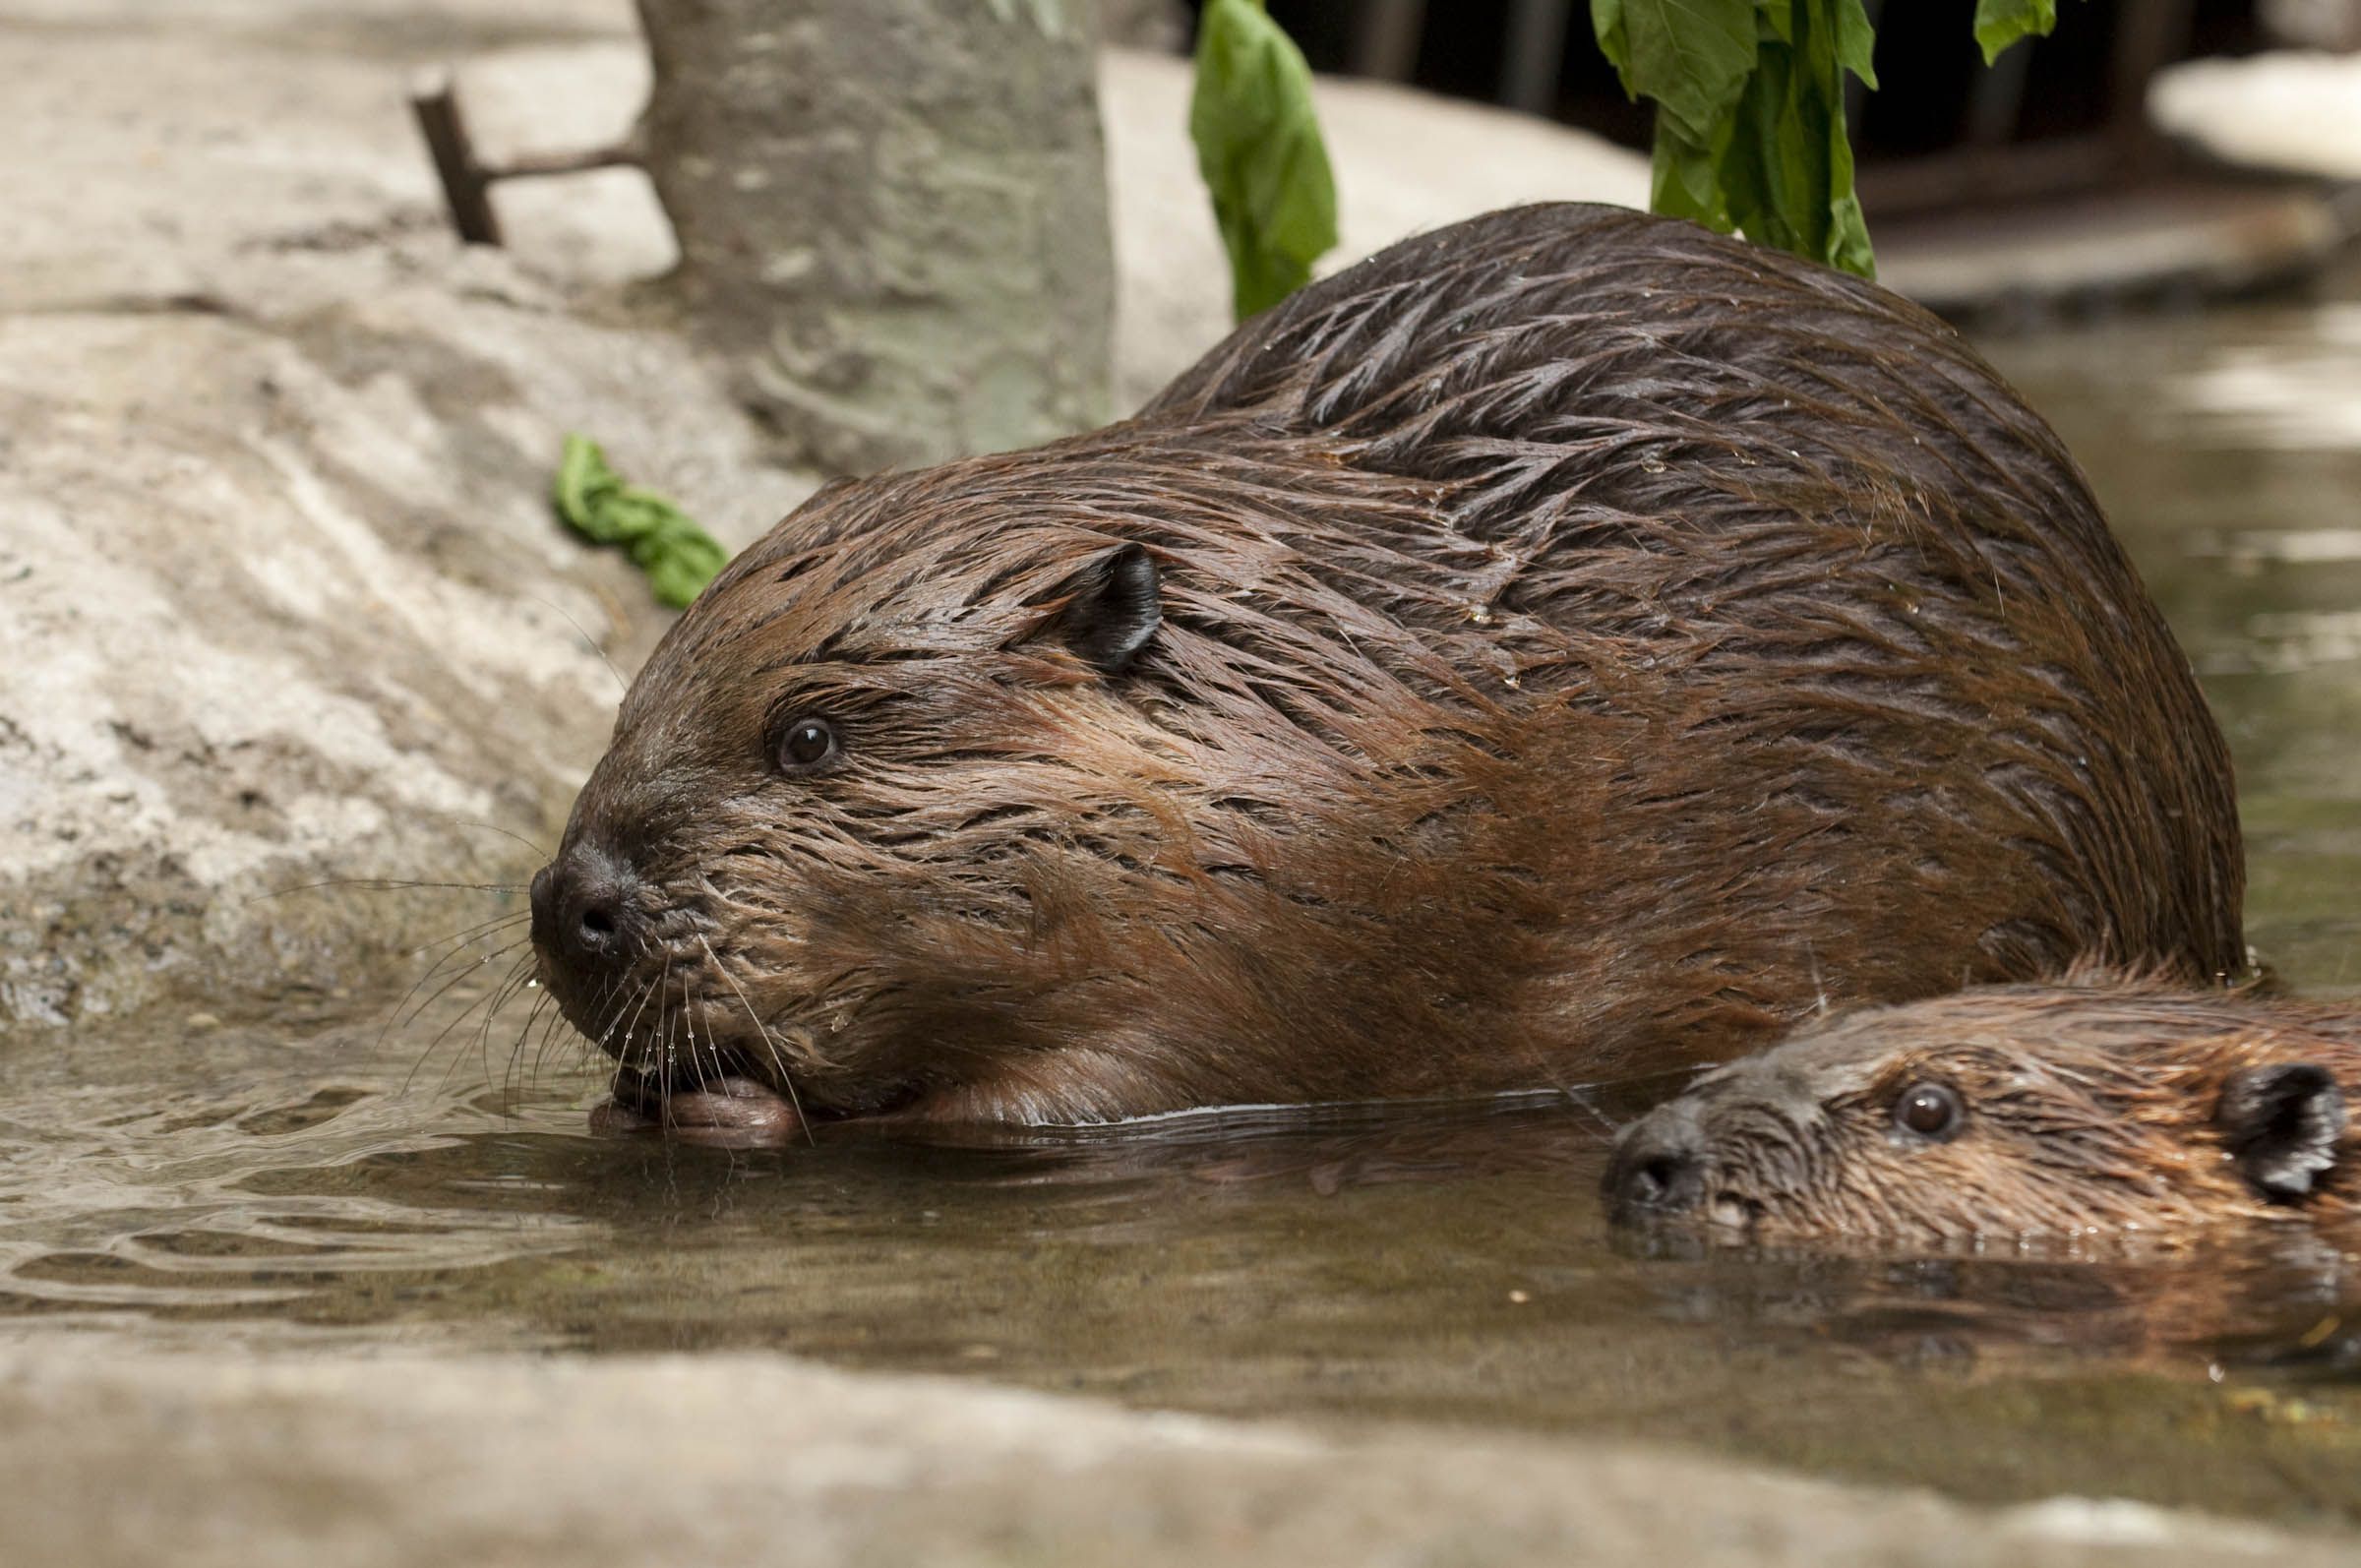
(2217, 1064, 2346, 1202)
(1039, 543, 1160, 676)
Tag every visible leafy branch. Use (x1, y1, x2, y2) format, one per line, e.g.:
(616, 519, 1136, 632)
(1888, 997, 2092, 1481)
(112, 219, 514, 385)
(1189, 0, 1340, 321)
(1593, 0, 2075, 278)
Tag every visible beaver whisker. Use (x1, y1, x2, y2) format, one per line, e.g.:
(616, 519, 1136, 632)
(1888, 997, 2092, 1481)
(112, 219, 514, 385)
(677, 995, 712, 1109)
(692, 995, 736, 1096)
(396, 935, 535, 1093)
(581, 965, 637, 1054)
(467, 948, 546, 1098)
(246, 875, 529, 904)
(613, 967, 666, 1063)
(426, 814, 556, 861)
(699, 933, 814, 1145)
(673, 980, 721, 1099)
(400, 944, 533, 1097)
(501, 984, 554, 1103)
(653, 956, 681, 1105)
(1551, 1088, 1624, 1136)
(521, 984, 576, 1089)
(552, 967, 620, 1080)
(373, 910, 532, 1055)
(394, 908, 532, 995)
(498, 987, 545, 1102)
(552, 980, 602, 1076)
(399, 907, 533, 963)
(596, 974, 657, 1077)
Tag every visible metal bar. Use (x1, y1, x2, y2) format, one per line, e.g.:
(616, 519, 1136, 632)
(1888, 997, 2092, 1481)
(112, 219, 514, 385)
(1500, 0, 1572, 116)
(2106, 0, 2197, 171)
(1350, 0, 1426, 82)
(1966, 34, 2033, 147)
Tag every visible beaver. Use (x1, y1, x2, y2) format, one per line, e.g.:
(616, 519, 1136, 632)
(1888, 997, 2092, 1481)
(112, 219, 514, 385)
(527, 202, 2244, 1134)
(1605, 973, 2358, 1245)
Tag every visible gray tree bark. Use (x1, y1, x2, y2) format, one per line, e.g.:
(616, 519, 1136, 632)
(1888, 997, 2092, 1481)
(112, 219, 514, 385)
(634, 0, 1115, 474)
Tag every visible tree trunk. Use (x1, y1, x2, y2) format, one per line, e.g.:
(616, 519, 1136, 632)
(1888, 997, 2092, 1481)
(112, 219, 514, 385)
(634, 0, 1115, 474)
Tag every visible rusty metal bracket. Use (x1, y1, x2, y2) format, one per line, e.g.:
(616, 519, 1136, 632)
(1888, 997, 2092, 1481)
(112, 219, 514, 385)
(409, 69, 640, 247)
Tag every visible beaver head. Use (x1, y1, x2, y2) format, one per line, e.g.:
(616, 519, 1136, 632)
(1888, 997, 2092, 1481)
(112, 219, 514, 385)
(526, 427, 1588, 1123)
(1604, 976, 2356, 1247)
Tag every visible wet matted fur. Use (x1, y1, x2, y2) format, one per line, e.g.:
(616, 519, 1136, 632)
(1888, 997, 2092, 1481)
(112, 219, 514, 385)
(1606, 972, 2358, 1244)
(532, 203, 2245, 1125)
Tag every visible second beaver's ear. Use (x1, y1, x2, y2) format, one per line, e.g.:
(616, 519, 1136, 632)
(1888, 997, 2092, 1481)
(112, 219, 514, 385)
(2217, 1064, 2346, 1201)
(1039, 543, 1160, 675)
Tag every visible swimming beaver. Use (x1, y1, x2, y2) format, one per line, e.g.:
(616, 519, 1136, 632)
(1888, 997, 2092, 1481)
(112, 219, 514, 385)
(1605, 974, 2357, 1244)
(529, 202, 2244, 1133)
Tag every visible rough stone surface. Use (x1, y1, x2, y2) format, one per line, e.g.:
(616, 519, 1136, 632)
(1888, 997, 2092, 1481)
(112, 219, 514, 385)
(0, 1347, 2342, 1568)
(635, 0, 1118, 472)
(0, 6, 811, 1030)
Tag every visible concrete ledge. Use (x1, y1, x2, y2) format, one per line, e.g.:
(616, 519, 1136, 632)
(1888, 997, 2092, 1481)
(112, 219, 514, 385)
(0, 1347, 2333, 1568)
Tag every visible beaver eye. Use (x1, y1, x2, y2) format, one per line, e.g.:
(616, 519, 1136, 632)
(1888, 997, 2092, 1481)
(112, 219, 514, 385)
(774, 716, 839, 773)
(1893, 1082, 1965, 1142)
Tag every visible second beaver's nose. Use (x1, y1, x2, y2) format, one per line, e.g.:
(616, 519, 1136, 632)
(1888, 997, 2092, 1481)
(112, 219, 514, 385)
(529, 841, 645, 970)
(1604, 1113, 1708, 1221)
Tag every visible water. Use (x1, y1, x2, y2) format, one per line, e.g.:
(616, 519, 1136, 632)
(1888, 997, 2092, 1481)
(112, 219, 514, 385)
(7, 276, 2361, 1525)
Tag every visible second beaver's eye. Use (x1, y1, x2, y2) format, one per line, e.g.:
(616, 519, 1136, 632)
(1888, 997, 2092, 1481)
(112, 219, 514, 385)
(775, 716, 839, 773)
(1894, 1081, 1965, 1141)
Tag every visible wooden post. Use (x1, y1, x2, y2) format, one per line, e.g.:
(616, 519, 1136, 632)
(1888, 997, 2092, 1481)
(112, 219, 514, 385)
(408, 71, 502, 247)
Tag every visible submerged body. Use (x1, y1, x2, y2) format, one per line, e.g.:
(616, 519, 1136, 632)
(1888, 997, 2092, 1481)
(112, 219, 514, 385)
(1605, 974, 2359, 1245)
(528, 203, 2244, 1131)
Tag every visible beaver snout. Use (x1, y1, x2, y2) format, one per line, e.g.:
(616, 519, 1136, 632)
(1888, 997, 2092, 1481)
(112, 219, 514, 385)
(529, 841, 650, 984)
(1604, 1106, 1711, 1222)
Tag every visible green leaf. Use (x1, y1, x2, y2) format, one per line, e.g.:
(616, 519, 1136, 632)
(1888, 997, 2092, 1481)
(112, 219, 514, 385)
(1189, 0, 1340, 321)
(1973, 0, 2059, 65)
(1651, 131, 1730, 229)
(1592, 0, 1758, 144)
(1596, 0, 1879, 278)
(551, 434, 729, 610)
(1730, 0, 1875, 274)
(1833, 0, 1878, 88)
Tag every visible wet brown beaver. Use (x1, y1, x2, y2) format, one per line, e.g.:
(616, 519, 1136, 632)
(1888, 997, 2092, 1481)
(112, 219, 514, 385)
(1606, 973, 2358, 1245)
(528, 202, 2244, 1134)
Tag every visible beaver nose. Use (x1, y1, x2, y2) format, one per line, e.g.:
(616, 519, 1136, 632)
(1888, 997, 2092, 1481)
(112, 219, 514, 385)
(1604, 1113, 1708, 1221)
(529, 841, 646, 970)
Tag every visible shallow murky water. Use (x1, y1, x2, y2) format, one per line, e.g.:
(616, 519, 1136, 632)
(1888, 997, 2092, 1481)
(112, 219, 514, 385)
(8, 271, 2361, 1525)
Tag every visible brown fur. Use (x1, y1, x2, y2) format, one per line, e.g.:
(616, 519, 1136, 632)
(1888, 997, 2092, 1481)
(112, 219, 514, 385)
(533, 203, 2244, 1126)
(1606, 971, 2361, 1245)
